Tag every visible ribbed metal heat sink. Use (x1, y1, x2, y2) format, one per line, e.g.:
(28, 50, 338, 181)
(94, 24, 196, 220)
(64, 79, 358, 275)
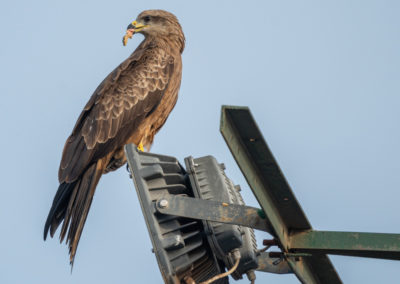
(185, 156, 258, 281)
(126, 148, 228, 284)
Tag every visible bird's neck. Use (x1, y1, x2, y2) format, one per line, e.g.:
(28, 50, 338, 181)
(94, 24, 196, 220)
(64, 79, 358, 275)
(145, 34, 185, 54)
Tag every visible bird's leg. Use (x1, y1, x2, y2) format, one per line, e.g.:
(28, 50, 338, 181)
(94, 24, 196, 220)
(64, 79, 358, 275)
(126, 142, 143, 178)
(137, 142, 144, 152)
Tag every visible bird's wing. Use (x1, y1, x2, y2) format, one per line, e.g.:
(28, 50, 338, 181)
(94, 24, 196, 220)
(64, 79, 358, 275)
(59, 46, 175, 183)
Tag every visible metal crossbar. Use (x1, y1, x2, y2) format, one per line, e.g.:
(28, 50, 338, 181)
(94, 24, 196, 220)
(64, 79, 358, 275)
(219, 105, 400, 283)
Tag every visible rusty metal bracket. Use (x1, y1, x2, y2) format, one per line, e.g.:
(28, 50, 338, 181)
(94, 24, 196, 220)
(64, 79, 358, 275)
(155, 195, 271, 233)
(256, 252, 292, 274)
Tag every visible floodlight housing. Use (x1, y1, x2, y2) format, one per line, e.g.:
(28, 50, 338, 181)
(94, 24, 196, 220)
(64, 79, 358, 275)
(126, 146, 258, 283)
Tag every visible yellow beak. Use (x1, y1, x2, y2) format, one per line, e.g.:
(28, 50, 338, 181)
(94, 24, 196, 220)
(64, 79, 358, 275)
(123, 20, 148, 46)
(127, 20, 148, 32)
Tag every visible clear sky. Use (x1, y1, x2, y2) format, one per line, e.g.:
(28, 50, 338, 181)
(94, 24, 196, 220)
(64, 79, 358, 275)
(1, 0, 399, 283)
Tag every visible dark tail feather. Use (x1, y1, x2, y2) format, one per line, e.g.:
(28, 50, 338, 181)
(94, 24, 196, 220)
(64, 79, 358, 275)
(44, 181, 78, 240)
(44, 159, 106, 266)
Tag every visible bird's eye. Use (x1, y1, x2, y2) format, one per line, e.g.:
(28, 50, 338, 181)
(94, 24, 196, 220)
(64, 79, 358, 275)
(143, 16, 151, 23)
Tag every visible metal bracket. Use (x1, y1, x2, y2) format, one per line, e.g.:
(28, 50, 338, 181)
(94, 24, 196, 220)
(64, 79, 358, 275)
(220, 105, 342, 283)
(289, 230, 400, 260)
(219, 105, 400, 283)
(155, 195, 294, 275)
(155, 195, 271, 233)
(256, 252, 292, 274)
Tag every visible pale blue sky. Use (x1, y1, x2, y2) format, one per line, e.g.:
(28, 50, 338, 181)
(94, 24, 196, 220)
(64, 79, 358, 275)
(1, 0, 399, 283)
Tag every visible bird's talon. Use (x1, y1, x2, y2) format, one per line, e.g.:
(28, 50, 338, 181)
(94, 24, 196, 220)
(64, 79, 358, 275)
(137, 143, 144, 152)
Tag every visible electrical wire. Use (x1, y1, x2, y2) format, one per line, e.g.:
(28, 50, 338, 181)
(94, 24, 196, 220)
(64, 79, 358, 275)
(200, 254, 241, 284)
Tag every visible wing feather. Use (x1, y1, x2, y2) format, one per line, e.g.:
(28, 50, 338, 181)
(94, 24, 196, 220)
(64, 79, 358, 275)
(59, 47, 174, 183)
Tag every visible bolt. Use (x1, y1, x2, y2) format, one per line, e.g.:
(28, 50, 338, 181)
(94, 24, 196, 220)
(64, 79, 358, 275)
(174, 235, 182, 246)
(273, 258, 283, 265)
(158, 199, 169, 208)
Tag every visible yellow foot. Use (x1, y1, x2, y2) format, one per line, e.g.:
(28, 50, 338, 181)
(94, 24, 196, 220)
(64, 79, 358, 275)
(137, 143, 144, 152)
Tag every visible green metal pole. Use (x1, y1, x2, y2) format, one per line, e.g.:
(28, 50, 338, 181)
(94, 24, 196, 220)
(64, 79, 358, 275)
(289, 231, 400, 260)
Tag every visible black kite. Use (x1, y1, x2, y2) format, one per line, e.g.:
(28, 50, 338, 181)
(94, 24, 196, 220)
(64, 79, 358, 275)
(44, 9, 185, 265)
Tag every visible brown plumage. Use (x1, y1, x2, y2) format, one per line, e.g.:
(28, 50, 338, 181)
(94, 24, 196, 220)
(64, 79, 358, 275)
(44, 10, 185, 265)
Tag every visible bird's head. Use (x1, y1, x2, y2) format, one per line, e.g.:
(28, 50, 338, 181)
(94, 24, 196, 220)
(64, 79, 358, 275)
(123, 10, 185, 52)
